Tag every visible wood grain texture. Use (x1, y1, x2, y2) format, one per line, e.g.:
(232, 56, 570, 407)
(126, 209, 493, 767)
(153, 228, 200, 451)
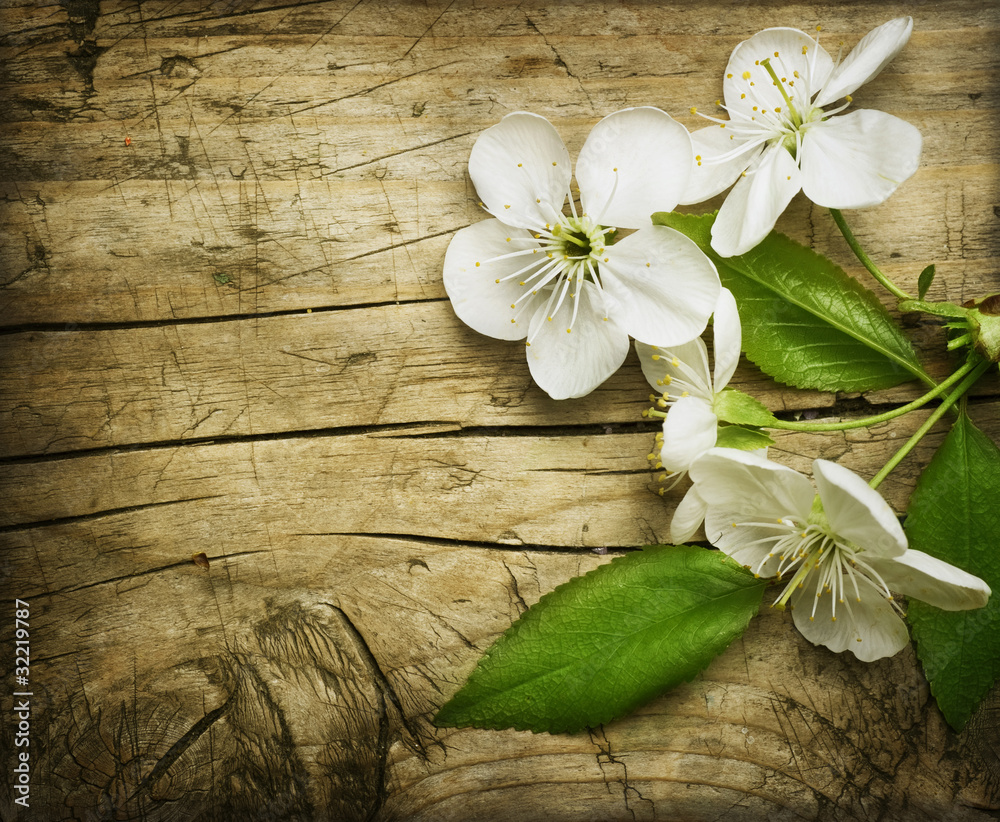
(1, 1, 998, 819)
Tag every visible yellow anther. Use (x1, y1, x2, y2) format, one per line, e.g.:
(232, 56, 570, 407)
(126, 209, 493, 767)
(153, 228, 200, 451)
(475, 262, 481, 267)
(742, 70, 751, 80)
(727, 72, 733, 78)
(506, 237, 511, 242)
(646, 262, 651, 267)
(773, 51, 779, 57)
(651, 354, 660, 361)
(690, 106, 698, 114)
(846, 94, 853, 103)
(551, 161, 557, 166)
(517, 163, 522, 167)
(671, 357, 680, 367)
(802, 45, 808, 54)
(566, 328, 571, 333)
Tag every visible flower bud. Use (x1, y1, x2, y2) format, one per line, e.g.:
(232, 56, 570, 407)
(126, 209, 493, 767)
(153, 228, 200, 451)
(964, 293, 1000, 363)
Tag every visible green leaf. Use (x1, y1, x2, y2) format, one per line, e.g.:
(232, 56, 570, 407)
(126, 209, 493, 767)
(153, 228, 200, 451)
(713, 387, 778, 427)
(905, 412, 1000, 731)
(917, 264, 936, 300)
(715, 424, 774, 451)
(434, 546, 766, 734)
(655, 212, 928, 392)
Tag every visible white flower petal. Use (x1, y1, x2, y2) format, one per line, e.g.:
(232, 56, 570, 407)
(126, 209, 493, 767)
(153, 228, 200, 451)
(636, 337, 713, 401)
(799, 109, 921, 209)
(790, 573, 909, 661)
(711, 287, 741, 391)
(711, 144, 801, 257)
(602, 225, 720, 346)
(525, 280, 629, 399)
(705, 509, 786, 575)
(868, 550, 991, 611)
(670, 485, 709, 544)
(693, 448, 816, 528)
(814, 17, 913, 108)
(468, 112, 571, 230)
(576, 107, 693, 228)
(723, 28, 834, 116)
(443, 219, 542, 341)
(812, 459, 907, 558)
(679, 126, 757, 205)
(660, 397, 718, 474)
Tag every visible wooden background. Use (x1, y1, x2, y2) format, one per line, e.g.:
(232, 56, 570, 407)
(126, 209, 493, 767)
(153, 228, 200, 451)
(1, 1, 999, 819)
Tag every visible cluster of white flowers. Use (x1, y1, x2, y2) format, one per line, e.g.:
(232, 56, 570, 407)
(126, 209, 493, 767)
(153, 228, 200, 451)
(442, 17, 991, 660)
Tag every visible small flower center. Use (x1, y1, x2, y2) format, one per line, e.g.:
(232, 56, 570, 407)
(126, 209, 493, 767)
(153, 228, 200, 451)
(736, 501, 899, 629)
(486, 210, 616, 340)
(693, 32, 854, 169)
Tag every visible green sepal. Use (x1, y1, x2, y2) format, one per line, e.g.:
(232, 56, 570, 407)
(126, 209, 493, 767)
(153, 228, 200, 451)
(715, 425, 774, 451)
(434, 545, 767, 734)
(898, 299, 968, 318)
(906, 412, 1000, 731)
(713, 387, 778, 427)
(654, 212, 928, 391)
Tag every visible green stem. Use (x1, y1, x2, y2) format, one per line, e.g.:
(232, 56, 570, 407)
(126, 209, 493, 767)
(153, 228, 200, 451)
(947, 333, 972, 351)
(768, 361, 978, 432)
(829, 208, 913, 302)
(868, 358, 990, 489)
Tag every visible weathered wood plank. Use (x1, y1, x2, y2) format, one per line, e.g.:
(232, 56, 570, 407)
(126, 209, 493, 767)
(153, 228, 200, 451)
(1, 170, 997, 327)
(2, 300, 857, 458)
(3, 401, 997, 558)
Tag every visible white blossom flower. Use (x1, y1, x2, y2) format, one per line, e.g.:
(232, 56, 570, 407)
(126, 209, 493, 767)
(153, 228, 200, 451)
(689, 448, 991, 661)
(637, 288, 742, 543)
(444, 108, 721, 400)
(682, 17, 922, 257)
